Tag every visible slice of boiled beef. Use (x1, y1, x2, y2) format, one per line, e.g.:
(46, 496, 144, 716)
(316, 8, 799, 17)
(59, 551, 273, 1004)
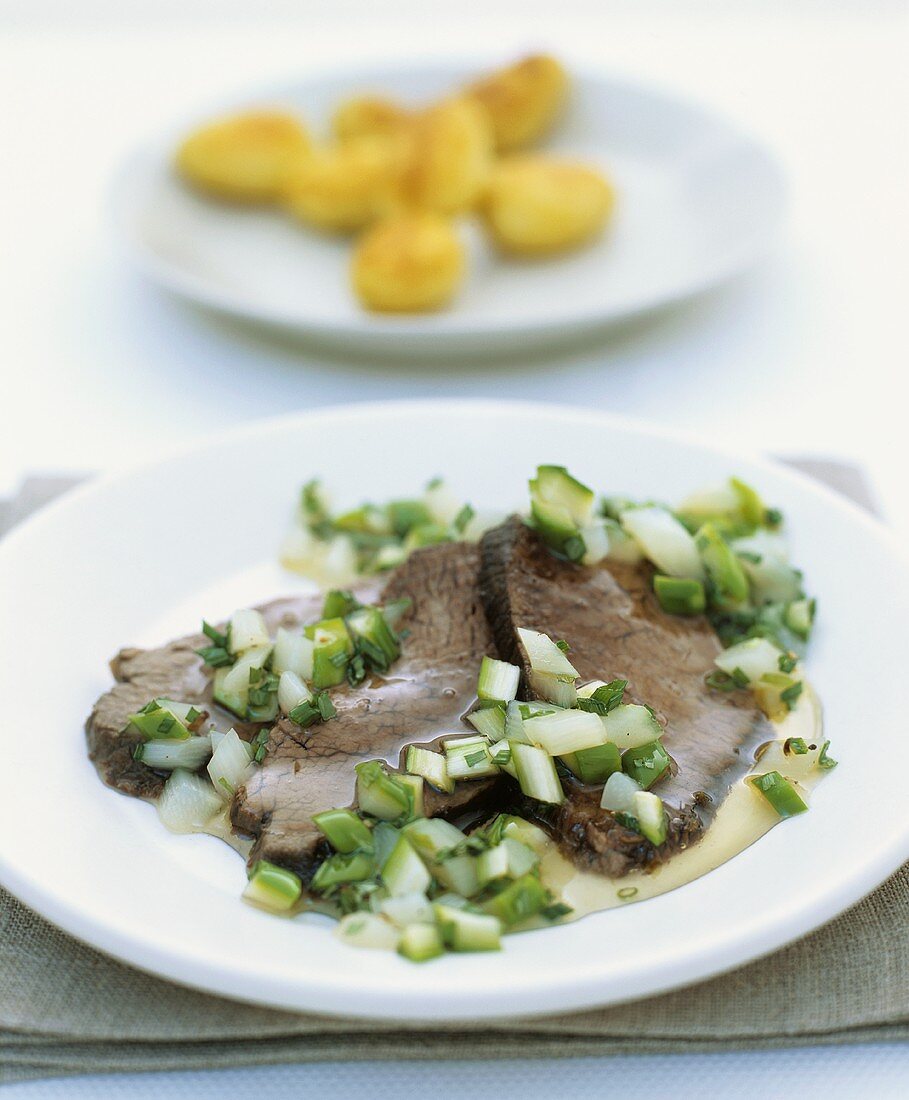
(86, 593, 324, 801)
(479, 516, 774, 877)
(233, 542, 504, 880)
(86, 542, 502, 883)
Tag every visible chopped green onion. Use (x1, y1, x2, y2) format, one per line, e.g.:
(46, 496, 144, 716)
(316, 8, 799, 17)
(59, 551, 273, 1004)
(784, 598, 816, 639)
(312, 808, 374, 853)
(465, 704, 506, 741)
(653, 575, 706, 616)
(749, 771, 808, 818)
(386, 500, 433, 537)
(575, 679, 626, 715)
(346, 606, 400, 671)
(398, 922, 445, 962)
(510, 741, 564, 804)
(522, 707, 606, 756)
(477, 656, 521, 703)
(310, 851, 375, 894)
(434, 904, 502, 952)
(600, 704, 663, 750)
(561, 741, 621, 784)
(754, 672, 803, 720)
(476, 837, 539, 888)
(528, 670, 578, 707)
(621, 739, 671, 790)
(396, 774, 424, 819)
(483, 872, 549, 926)
(382, 835, 432, 897)
(307, 618, 354, 689)
(445, 738, 499, 780)
(632, 790, 668, 846)
(355, 761, 413, 822)
(322, 589, 360, 619)
(196, 619, 232, 665)
(696, 522, 749, 610)
(405, 745, 454, 793)
(242, 860, 302, 912)
(818, 741, 838, 770)
(128, 700, 193, 741)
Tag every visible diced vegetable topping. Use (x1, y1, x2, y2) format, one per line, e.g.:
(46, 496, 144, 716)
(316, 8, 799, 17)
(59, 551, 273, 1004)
(749, 771, 809, 818)
(312, 808, 374, 853)
(653, 575, 706, 616)
(282, 478, 479, 583)
(243, 861, 303, 912)
(477, 656, 521, 703)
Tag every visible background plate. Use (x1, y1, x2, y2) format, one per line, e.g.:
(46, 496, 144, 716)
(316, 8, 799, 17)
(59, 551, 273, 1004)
(1, 400, 906, 1020)
(111, 62, 786, 354)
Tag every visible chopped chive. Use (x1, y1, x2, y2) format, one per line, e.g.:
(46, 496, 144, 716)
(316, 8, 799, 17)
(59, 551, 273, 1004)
(749, 770, 808, 818)
(818, 741, 838, 769)
(541, 901, 573, 921)
(780, 680, 803, 710)
(653, 575, 707, 616)
(453, 503, 475, 534)
(617, 886, 638, 900)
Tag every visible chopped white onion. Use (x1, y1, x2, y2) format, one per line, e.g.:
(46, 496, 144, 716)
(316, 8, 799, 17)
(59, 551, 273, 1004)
(620, 506, 704, 580)
(714, 638, 785, 684)
(335, 912, 401, 950)
(206, 728, 253, 799)
(277, 670, 312, 715)
(228, 609, 271, 654)
(157, 768, 222, 833)
(600, 771, 642, 812)
(517, 627, 578, 677)
(272, 628, 315, 680)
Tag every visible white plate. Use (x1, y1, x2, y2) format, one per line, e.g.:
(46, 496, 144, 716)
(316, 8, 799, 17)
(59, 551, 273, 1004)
(1, 400, 906, 1021)
(111, 62, 786, 354)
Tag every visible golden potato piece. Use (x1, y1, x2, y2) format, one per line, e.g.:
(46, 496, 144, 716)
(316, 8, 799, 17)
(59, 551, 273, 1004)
(480, 156, 615, 256)
(397, 98, 493, 215)
(332, 95, 412, 142)
(466, 55, 569, 152)
(283, 137, 403, 233)
(175, 110, 310, 203)
(351, 211, 465, 313)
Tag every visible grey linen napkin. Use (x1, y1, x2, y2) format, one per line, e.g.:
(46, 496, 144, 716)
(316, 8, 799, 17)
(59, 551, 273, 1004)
(1, 463, 905, 1083)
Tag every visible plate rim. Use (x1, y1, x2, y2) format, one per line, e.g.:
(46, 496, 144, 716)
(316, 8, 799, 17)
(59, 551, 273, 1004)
(108, 56, 788, 346)
(1, 397, 907, 1021)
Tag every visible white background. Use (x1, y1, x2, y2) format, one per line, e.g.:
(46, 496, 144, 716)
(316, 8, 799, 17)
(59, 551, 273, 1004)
(1, 0, 907, 1095)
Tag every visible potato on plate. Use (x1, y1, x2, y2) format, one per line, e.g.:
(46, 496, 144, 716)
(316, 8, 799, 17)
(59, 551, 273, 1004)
(465, 55, 569, 152)
(397, 98, 493, 215)
(283, 136, 403, 233)
(479, 155, 615, 256)
(332, 95, 412, 143)
(351, 211, 465, 312)
(175, 110, 311, 203)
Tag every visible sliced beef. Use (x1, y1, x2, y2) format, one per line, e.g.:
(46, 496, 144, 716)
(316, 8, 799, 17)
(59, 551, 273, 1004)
(479, 516, 774, 876)
(86, 542, 502, 883)
(234, 542, 503, 879)
(86, 594, 328, 800)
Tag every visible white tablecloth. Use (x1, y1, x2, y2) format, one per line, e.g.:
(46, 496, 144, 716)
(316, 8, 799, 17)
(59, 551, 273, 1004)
(1, 0, 907, 1093)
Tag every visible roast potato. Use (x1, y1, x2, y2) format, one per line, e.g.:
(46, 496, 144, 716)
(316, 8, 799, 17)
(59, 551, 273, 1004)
(332, 95, 412, 142)
(397, 98, 493, 215)
(351, 211, 465, 312)
(479, 155, 615, 256)
(283, 136, 403, 233)
(175, 110, 311, 203)
(465, 55, 569, 152)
